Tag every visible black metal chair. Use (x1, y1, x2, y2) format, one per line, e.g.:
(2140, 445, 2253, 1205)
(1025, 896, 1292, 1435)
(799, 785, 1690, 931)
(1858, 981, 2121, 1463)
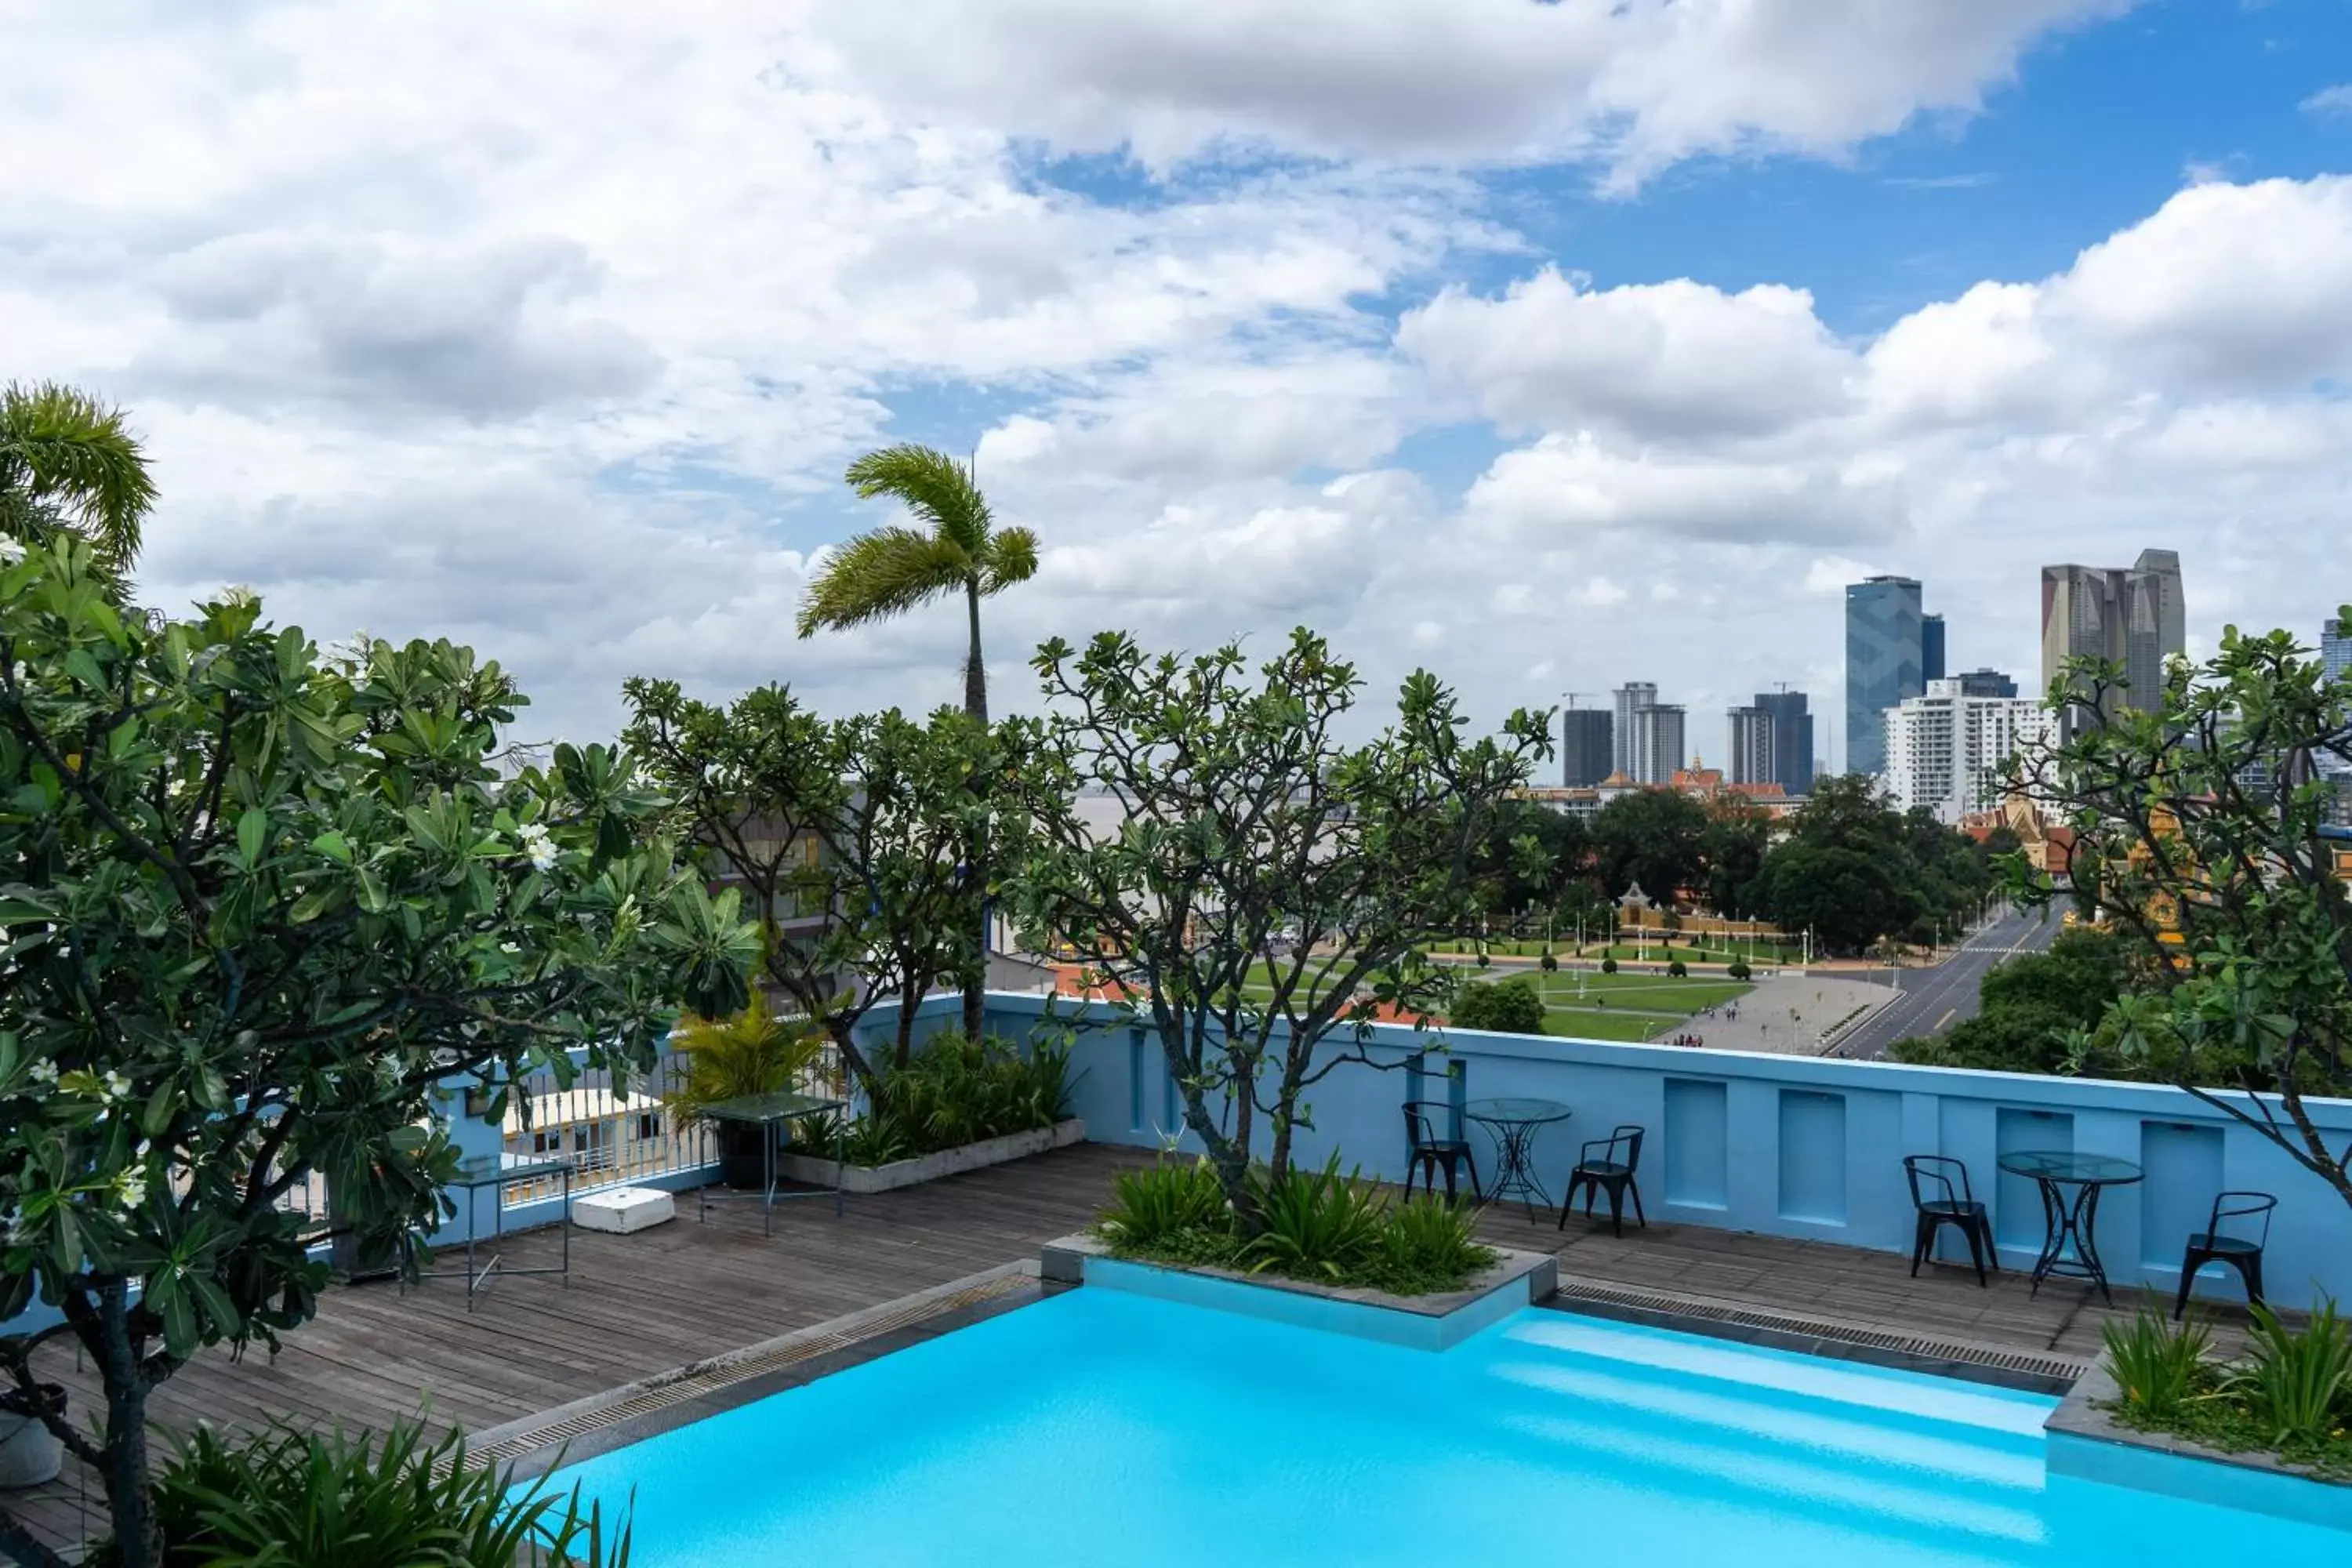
(1402, 1101, 1480, 1202)
(1559, 1125, 1646, 1237)
(1904, 1155, 1997, 1287)
(2174, 1191, 2276, 1319)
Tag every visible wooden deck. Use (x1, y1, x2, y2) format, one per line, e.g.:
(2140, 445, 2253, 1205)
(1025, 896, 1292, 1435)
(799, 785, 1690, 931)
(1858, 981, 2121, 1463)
(9, 1142, 2215, 1558)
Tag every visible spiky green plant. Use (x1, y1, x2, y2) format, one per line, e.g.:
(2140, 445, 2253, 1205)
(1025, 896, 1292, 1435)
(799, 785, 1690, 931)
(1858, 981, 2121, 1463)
(2238, 1301, 2352, 1445)
(2101, 1309, 2212, 1421)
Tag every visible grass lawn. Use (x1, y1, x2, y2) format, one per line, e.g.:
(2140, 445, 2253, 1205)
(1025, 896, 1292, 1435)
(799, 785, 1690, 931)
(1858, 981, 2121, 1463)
(1226, 953, 1755, 1042)
(1431, 937, 1801, 965)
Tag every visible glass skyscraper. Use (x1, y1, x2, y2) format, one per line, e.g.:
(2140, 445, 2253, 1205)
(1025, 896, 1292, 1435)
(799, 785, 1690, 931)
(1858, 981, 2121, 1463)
(1846, 575, 1924, 779)
(1752, 689, 1815, 794)
(1561, 706, 1613, 788)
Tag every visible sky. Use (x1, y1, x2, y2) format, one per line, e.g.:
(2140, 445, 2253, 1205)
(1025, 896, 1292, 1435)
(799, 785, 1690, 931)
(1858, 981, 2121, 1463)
(6, 0, 2352, 767)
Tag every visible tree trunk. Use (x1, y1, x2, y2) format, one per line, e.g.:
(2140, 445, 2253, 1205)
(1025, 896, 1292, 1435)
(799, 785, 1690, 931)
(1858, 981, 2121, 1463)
(95, 1282, 159, 1568)
(895, 971, 923, 1070)
(961, 576, 989, 1047)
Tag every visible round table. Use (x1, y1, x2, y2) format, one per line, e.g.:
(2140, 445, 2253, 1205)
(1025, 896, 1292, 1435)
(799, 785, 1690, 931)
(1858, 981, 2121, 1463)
(1464, 1098, 1573, 1220)
(1998, 1149, 2143, 1303)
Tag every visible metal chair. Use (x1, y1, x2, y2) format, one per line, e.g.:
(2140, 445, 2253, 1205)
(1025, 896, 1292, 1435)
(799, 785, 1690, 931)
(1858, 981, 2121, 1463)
(2173, 1191, 2276, 1319)
(1904, 1155, 1997, 1287)
(1402, 1101, 1480, 1202)
(1559, 1125, 1646, 1237)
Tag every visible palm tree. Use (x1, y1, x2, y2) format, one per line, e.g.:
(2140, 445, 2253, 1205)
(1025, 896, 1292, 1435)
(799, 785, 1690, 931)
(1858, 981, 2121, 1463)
(798, 443, 1040, 1042)
(0, 382, 157, 573)
(797, 444, 1039, 722)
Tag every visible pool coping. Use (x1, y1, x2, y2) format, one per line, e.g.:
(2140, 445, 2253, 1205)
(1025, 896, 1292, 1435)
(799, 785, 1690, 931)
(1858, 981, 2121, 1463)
(2044, 1362, 2352, 1530)
(479, 1262, 1045, 1482)
(1040, 1232, 1557, 1351)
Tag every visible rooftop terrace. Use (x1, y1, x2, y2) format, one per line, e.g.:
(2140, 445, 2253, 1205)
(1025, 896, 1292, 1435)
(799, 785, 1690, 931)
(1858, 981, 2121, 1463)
(12, 1142, 2244, 1559)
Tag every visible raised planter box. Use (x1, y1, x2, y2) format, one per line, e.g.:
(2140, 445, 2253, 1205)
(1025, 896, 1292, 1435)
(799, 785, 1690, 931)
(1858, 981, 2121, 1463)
(775, 1117, 1085, 1195)
(1040, 1231, 1558, 1352)
(2045, 1362, 2352, 1532)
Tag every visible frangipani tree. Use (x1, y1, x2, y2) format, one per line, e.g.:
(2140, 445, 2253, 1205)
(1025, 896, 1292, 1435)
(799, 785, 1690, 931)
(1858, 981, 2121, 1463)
(0, 543, 754, 1568)
(1006, 629, 1552, 1221)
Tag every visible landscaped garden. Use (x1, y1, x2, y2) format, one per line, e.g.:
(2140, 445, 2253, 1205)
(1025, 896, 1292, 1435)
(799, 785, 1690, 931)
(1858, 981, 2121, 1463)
(2102, 1305, 2352, 1480)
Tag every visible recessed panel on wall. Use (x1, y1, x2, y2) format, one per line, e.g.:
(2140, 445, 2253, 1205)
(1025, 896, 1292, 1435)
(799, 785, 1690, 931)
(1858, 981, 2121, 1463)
(1128, 1029, 1145, 1134)
(1777, 1089, 1847, 1225)
(1664, 1078, 1729, 1210)
(1996, 1107, 2073, 1252)
(2140, 1120, 2224, 1271)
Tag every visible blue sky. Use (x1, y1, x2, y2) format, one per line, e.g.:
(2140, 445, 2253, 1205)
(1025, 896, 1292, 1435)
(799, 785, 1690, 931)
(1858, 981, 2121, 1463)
(7, 0, 2352, 758)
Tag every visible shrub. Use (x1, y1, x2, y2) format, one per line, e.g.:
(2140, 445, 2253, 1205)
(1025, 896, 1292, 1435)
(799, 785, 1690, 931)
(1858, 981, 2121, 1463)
(1450, 977, 1547, 1035)
(89, 1417, 630, 1567)
(2103, 1310, 2212, 1422)
(1601, 957, 1618, 975)
(664, 992, 827, 1123)
(1539, 949, 1558, 972)
(2241, 1301, 2352, 1445)
(1667, 959, 1688, 978)
(791, 1031, 1069, 1163)
(1727, 960, 1752, 981)
(1375, 1196, 1493, 1294)
(1098, 1160, 1231, 1256)
(1243, 1156, 1388, 1281)
(1474, 948, 1490, 968)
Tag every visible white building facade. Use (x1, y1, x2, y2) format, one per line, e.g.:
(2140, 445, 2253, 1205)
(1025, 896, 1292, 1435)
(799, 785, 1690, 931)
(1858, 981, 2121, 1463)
(1881, 681, 2055, 824)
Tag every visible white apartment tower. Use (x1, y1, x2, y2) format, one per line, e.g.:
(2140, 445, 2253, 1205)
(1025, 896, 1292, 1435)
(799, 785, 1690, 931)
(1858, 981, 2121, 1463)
(1882, 681, 2054, 824)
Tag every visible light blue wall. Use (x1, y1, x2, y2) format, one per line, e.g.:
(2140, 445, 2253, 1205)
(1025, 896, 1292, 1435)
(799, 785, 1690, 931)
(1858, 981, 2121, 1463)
(934, 992, 2352, 1309)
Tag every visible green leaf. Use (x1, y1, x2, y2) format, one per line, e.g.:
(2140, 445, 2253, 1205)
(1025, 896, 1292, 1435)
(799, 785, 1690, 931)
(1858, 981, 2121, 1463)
(311, 829, 353, 864)
(237, 807, 268, 868)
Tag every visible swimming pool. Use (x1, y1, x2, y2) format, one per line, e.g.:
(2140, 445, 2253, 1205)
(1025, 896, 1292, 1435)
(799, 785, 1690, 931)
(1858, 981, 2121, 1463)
(554, 1287, 2346, 1565)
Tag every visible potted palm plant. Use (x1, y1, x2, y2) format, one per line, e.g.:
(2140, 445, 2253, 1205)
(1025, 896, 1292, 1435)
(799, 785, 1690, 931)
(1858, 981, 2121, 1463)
(663, 992, 828, 1189)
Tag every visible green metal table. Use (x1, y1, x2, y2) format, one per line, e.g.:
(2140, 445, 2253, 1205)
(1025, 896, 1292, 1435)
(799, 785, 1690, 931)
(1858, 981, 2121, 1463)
(413, 1152, 575, 1311)
(696, 1089, 849, 1234)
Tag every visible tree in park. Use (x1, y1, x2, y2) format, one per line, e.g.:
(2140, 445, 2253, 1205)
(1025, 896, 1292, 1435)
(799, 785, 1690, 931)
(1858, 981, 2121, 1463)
(623, 680, 1027, 1089)
(1449, 976, 1547, 1035)
(1589, 786, 1708, 907)
(0, 544, 756, 1568)
(0, 382, 157, 577)
(1006, 629, 1550, 1221)
(796, 445, 1040, 1044)
(2012, 618, 2352, 1213)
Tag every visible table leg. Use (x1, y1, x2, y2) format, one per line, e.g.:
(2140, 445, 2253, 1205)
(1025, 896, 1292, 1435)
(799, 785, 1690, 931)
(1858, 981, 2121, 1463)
(833, 1109, 846, 1219)
(1488, 1122, 1554, 1222)
(763, 1120, 776, 1237)
(2028, 1176, 2063, 1295)
(561, 1163, 572, 1288)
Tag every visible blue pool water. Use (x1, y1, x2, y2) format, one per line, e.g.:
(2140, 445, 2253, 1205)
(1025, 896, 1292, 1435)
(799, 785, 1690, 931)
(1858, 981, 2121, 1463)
(554, 1289, 2344, 1565)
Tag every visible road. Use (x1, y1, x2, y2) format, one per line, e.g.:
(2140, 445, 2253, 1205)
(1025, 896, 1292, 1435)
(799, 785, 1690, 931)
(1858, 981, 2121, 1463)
(1826, 906, 2063, 1060)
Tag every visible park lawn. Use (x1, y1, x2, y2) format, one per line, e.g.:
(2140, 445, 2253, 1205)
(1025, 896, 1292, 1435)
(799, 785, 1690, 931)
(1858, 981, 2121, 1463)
(1432, 937, 1800, 964)
(1529, 977, 1750, 1011)
(1537, 1008, 1665, 1043)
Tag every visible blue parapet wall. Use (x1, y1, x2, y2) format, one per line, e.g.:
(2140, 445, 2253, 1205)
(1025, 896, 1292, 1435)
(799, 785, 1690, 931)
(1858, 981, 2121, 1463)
(895, 989, 2352, 1310)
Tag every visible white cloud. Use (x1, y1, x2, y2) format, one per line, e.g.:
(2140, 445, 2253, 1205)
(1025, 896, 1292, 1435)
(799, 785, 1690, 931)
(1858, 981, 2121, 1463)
(2300, 85, 2352, 119)
(811, 0, 2129, 188)
(1464, 433, 1901, 546)
(1400, 270, 1855, 439)
(1803, 557, 1887, 595)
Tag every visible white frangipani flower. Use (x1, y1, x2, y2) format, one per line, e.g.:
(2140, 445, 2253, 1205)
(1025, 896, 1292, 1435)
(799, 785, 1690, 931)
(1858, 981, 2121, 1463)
(517, 822, 557, 873)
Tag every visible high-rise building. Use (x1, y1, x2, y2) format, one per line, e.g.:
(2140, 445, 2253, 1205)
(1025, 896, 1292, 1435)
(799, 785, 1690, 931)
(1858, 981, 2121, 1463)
(1882, 680, 2056, 825)
(1955, 668, 2019, 699)
(1922, 614, 1947, 684)
(1611, 682, 1657, 778)
(1846, 575, 1925, 779)
(1629, 704, 1686, 786)
(1726, 706, 1773, 786)
(1561, 706, 1614, 788)
(1753, 689, 1816, 796)
(2041, 549, 2185, 734)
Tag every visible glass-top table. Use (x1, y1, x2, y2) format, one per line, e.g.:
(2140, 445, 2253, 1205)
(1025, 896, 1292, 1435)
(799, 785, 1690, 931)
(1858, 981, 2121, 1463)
(415, 1152, 576, 1310)
(1464, 1098, 1573, 1220)
(697, 1089, 849, 1234)
(1998, 1149, 2143, 1303)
